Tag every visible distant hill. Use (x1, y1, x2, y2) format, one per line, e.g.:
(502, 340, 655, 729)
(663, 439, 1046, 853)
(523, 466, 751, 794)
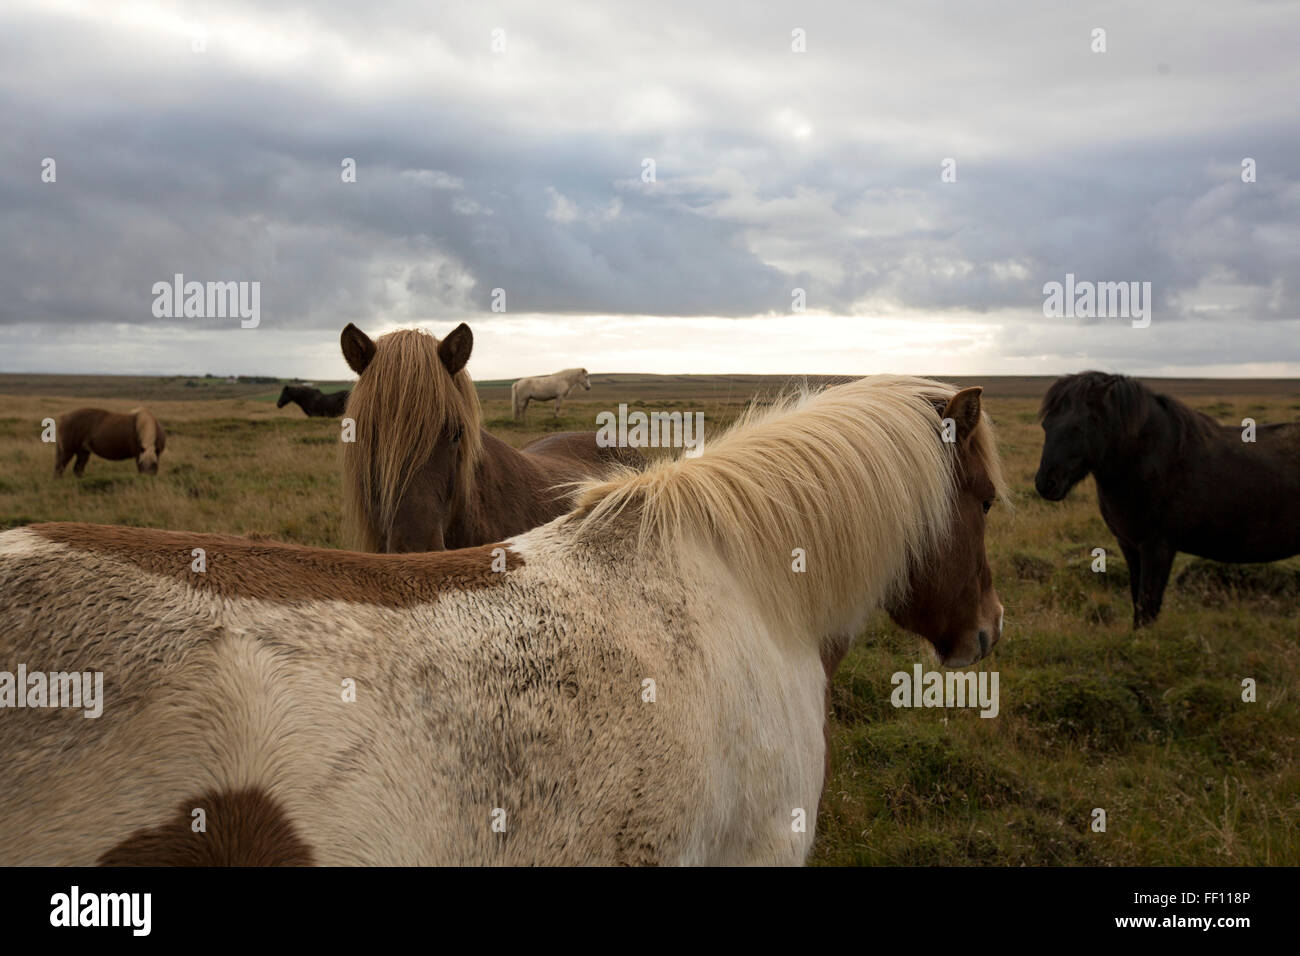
(1, 372, 1296, 404)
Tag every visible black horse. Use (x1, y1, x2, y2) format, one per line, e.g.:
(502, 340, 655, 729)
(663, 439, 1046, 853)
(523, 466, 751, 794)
(276, 384, 350, 418)
(1035, 371, 1300, 626)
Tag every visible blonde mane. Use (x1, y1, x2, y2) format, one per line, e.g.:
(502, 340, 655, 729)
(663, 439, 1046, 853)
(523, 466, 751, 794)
(572, 376, 1005, 636)
(131, 407, 159, 468)
(341, 328, 483, 551)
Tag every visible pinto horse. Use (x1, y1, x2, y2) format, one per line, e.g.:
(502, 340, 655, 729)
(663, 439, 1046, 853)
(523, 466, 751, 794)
(512, 367, 590, 420)
(340, 323, 639, 552)
(53, 407, 166, 477)
(276, 385, 349, 417)
(0, 376, 1004, 865)
(1035, 371, 1300, 626)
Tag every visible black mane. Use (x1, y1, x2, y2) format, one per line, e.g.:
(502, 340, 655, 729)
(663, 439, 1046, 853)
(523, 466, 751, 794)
(1039, 371, 1217, 449)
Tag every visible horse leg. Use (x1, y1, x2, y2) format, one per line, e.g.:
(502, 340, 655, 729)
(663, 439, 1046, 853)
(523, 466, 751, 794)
(53, 443, 74, 477)
(1134, 539, 1174, 627)
(72, 449, 91, 478)
(554, 396, 562, 418)
(1117, 539, 1142, 625)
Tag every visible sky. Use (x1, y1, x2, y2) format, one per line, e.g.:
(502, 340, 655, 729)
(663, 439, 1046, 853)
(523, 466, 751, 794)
(2, 0, 1298, 380)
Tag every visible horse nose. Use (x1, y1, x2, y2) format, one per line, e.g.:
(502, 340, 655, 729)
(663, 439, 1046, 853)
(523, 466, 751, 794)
(977, 629, 990, 659)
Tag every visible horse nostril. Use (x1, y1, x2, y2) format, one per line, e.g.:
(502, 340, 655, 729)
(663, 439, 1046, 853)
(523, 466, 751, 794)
(977, 629, 990, 659)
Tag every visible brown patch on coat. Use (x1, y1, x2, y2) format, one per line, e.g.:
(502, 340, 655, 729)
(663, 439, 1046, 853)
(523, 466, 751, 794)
(98, 787, 314, 866)
(29, 522, 522, 607)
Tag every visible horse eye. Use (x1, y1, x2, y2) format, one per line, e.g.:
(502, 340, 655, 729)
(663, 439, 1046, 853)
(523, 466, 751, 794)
(451, 427, 462, 444)
(982, 499, 993, 514)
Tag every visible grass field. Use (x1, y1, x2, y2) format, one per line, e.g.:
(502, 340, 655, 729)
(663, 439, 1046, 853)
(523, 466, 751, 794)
(1, 372, 1297, 865)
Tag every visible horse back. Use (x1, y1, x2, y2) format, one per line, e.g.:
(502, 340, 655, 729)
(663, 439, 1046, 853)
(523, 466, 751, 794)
(522, 431, 645, 472)
(88, 412, 144, 460)
(1190, 420, 1300, 557)
(1102, 418, 1300, 560)
(56, 408, 117, 453)
(322, 389, 349, 416)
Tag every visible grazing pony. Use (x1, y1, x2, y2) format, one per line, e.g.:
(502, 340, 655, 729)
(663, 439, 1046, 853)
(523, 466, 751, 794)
(54, 407, 166, 477)
(512, 368, 591, 420)
(341, 323, 639, 552)
(0, 375, 1004, 865)
(1035, 371, 1300, 626)
(276, 385, 349, 418)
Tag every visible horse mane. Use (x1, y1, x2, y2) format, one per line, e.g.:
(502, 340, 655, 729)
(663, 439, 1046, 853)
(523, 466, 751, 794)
(130, 408, 159, 464)
(1039, 371, 1217, 450)
(570, 376, 1005, 635)
(341, 329, 483, 551)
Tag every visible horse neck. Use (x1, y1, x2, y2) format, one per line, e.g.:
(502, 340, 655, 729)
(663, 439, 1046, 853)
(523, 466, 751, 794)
(1092, 405, 1178, 486)
(586, 416, 947, 645)
(444, 429, 569, 548)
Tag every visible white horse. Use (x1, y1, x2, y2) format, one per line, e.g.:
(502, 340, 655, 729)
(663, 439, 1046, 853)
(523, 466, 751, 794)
(512, 368, 590, 420)
(0, 376, 1004, 865)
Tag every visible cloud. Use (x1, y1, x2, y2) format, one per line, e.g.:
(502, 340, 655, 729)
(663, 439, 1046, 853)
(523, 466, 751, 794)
(1, 0, 1297, 375)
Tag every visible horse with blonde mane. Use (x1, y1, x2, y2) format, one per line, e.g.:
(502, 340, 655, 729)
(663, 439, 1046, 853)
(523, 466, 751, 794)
(341, 323, 639, 552)
(0, 374, 1004, 865)
(53, 407, 166, 477)
(512, 367, 590, 420)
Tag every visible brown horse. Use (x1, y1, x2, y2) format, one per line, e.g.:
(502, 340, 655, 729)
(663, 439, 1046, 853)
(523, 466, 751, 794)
(1035, 370, 1300, 626)
(0, 375, 1004, 865)
(340, 322, 641, 552)
(54, 407, 166, 477)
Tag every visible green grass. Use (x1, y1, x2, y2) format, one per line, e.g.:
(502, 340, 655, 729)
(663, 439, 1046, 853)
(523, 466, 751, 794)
(1, 376, 1297, 865)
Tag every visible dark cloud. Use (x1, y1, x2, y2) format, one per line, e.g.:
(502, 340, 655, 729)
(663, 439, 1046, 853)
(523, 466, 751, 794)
(0, 0, 1296, 374)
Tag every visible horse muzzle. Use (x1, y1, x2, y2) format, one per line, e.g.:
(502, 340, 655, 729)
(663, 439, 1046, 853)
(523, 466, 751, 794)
(941, 605, 1004, 667)
(1034, 472, 1069, 501)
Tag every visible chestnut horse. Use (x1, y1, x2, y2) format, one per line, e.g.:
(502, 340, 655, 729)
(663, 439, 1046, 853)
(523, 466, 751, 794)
(0, 375, 1004, 865)
(340, 323, 639, 552)
(512, 367, 591, 420)
(54, 407, 166, 477)
(277, 385, 349, 418)
(1035, 370, 1300, 626)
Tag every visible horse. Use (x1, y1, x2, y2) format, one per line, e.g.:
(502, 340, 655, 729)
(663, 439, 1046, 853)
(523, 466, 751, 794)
(512, 368, 590, 420)
(53, 407, 166, 477)
(1035, 370, 1300, 626)
(340, 322, 640, 553)
(276, 385, 349, 417)
(0, 375, 1004, 865)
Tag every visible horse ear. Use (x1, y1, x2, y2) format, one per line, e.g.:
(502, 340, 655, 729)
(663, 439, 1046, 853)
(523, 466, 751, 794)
(942, 387, 983, 444)
(438, 323, 473, 376)
(341, 324, 376, 375)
